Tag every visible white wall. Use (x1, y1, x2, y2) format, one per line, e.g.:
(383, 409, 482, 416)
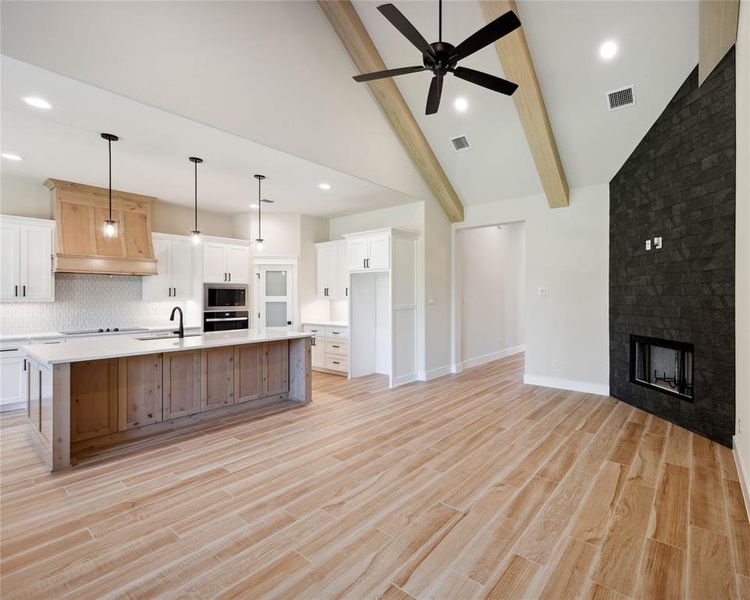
(453, 184, 610, 394)
(300, 215, 331, 324)
(1, 174, 238, 238)
(733, 0, 750, 504)
(458, 222, 525, 368)
(232, 211, 302, 256)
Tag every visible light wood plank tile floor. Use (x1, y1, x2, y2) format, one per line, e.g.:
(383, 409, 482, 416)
(1, 354, 749, 599)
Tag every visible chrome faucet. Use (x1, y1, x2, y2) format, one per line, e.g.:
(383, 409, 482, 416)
(169, 306, 184, 338)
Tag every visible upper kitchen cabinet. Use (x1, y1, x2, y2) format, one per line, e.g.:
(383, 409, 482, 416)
(345, 231, 390, 272)
(142, 233, 194, 300)
(44, 179, 157, 276)
(0, 215, 55, 303)
(202, 238, 251, 283)
(315, 240, 348, 300)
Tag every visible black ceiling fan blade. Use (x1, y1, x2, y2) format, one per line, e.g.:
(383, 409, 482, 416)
(453, 66, 518, 96)
(353, 66, 427, 82)
(425, 74, 443, 115)
(378, 4, 435, 58)
(450, 10, 521, 63)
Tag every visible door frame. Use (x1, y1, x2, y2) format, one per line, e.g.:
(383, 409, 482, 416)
(252, 256, 299, 331)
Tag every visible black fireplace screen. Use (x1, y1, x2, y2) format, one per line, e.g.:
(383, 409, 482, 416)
(630, 335, 694, 402)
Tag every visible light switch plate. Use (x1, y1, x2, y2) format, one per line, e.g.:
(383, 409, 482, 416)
(538, 287, 549, 297)
(654, 236, 663, 249)
(646, 240, 652, 250)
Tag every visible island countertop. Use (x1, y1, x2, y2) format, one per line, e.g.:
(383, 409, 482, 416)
(23, 329, 312, 366)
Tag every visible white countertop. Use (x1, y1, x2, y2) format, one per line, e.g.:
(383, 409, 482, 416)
(301, 321, 349, 328)
(0, 325, 201, 345)
(23, 329, 310, 366)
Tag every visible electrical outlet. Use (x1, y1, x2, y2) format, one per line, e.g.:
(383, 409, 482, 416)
(552, 359, 559, 369)
(538, 287, 549, 297)
(645, 239, 652, 251)
(654, 236, 663, 249)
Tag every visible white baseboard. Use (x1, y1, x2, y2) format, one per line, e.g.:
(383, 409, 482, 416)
(459, 345, 525, 371)
(417, 365, 453, 382)
(734, 436, 750, 522)
(391, 373, 418, 388)
(523, 373, 610, 396)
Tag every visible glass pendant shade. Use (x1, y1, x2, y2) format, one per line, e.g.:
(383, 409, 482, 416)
(103, 220, 117, 238)
(191, 229, 202, 245)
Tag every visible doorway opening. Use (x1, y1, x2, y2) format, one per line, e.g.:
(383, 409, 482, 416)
(456, 222, 525, 370)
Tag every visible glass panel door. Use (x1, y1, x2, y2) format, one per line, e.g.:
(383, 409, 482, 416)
(257, 267, 293, 330)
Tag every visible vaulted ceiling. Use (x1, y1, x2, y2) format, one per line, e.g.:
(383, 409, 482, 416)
(1, 0, 698, 214)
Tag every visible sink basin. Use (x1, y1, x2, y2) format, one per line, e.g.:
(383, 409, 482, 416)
(135, 333, 202, 341)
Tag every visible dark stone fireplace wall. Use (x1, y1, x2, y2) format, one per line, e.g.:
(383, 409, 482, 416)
(609, 49, 736, 446)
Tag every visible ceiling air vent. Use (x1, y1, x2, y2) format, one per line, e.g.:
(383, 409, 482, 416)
(451, 135, 470, 151)
(607, 85, 635, 111)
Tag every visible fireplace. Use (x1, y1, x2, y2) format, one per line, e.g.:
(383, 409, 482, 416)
(630, 335, 694, 402)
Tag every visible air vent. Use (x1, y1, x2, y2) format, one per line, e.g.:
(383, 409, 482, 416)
(451, 135, 470, 151)
(607, 85, 635, 111)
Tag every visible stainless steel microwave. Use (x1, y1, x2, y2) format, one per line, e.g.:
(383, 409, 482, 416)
(203, 283, 248, 310)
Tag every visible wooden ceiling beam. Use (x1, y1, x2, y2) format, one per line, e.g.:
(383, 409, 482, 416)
(318, 0, 464, 223)
(480, 0, 569, 208)
(698, 0, 739, 85)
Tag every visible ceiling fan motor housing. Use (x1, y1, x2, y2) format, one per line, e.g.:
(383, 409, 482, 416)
(424, 41, 457, 75)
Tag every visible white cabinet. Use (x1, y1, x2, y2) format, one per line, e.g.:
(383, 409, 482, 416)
(0, 216, 54, 303)
(203, 241, 250, 283)
(346, 232, 390, 272)
(303, 324, 348, 374)
(0, 349, 26, 411)
(143, 234, 194, 300)
(315, 241, 348, 300)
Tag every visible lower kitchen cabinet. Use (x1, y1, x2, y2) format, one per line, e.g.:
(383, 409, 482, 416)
(201, 346, 235, 411)
(163, 351, 201, 419)
(234, 344, 263, 403)
(71, 359, 118, 442)
(264, 340, 289, 396)
(117, 354, 163, 430)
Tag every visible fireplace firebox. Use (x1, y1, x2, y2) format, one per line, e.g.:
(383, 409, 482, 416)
(630, 335, 694, 402)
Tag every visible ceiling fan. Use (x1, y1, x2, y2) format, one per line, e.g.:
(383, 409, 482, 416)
(353, 0, 521, 115)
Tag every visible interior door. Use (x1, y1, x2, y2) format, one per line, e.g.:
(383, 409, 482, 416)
(257, 266, 293, 330)
(226, 246, 250, 283)
(170, 238, 193, 298)
(0, 223, 20, 300)
(203, 243, 226, 283)
(19, 225, 52, 301)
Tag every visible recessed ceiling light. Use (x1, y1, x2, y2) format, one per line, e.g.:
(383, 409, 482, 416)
(318, 182, 331, 190)
(1, 153, 23, 161)
(22, 96, 52, 109)
(454, 97, 469, 112)
(599, 40, 618, 60)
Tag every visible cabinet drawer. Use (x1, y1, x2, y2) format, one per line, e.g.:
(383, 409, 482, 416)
(325, 355, 348, 372)
(303, 325, 325, 335)
(325, 326, 349, 339)
(325, 339, 348, 356)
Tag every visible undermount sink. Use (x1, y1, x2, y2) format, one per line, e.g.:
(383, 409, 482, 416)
(135, 333, 202, 341)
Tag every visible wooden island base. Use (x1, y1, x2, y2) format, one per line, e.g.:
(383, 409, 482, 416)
(25, 337, 311, 471)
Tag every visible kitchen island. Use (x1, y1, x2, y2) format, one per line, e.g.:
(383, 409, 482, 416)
(22, 330, 312, 471)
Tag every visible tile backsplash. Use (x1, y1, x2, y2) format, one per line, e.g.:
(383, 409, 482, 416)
(0, 274, 191, 336)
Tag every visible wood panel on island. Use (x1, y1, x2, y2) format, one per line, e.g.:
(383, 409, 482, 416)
(24, 333, 311, 471)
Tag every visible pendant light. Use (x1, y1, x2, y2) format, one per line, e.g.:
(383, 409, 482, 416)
(100, 133, 119, 237)
(254, 174, 266, 252)
(189, 156, 203, 245)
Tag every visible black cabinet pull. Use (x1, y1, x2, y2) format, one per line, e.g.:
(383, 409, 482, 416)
(228, 273, 232, 282)
(311, 338, 316, 346)
(332, 345, 340, 349)
(332, 361, 340, 365)
(363, 258, 366, 269)
(168, 288, 171, 297)
(22, 285, 26, 297)
(23, 359, 27, 371)
(14, 285, 18, 297)
(346, 287, 348, 297)
(173, 287, 176, 296)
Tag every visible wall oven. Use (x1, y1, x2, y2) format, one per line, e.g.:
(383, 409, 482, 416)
(203, 310, 249, 332)
(203, 283, 248, 310)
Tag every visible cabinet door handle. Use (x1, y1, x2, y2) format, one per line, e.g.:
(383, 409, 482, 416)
(332, 361, 340, 365)
(168, 287, 171, 297)
(172, 287, 176, 296)
(23, 359, 27, 371)
(332, 345, 340, 349)
(228, 273, 232, 282)
(22, 285, 26, 297)
(14, 285, 18, 297)
(311, 337, 316, 346)
(346, 287, 348, 297)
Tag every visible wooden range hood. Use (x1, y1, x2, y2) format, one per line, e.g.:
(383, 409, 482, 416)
(44, 179, 157, 276)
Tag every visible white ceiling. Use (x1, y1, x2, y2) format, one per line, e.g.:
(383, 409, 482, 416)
(353, 0, 698, 204)
(0, 0, 699, 212)
(0, 57, 422, 217)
